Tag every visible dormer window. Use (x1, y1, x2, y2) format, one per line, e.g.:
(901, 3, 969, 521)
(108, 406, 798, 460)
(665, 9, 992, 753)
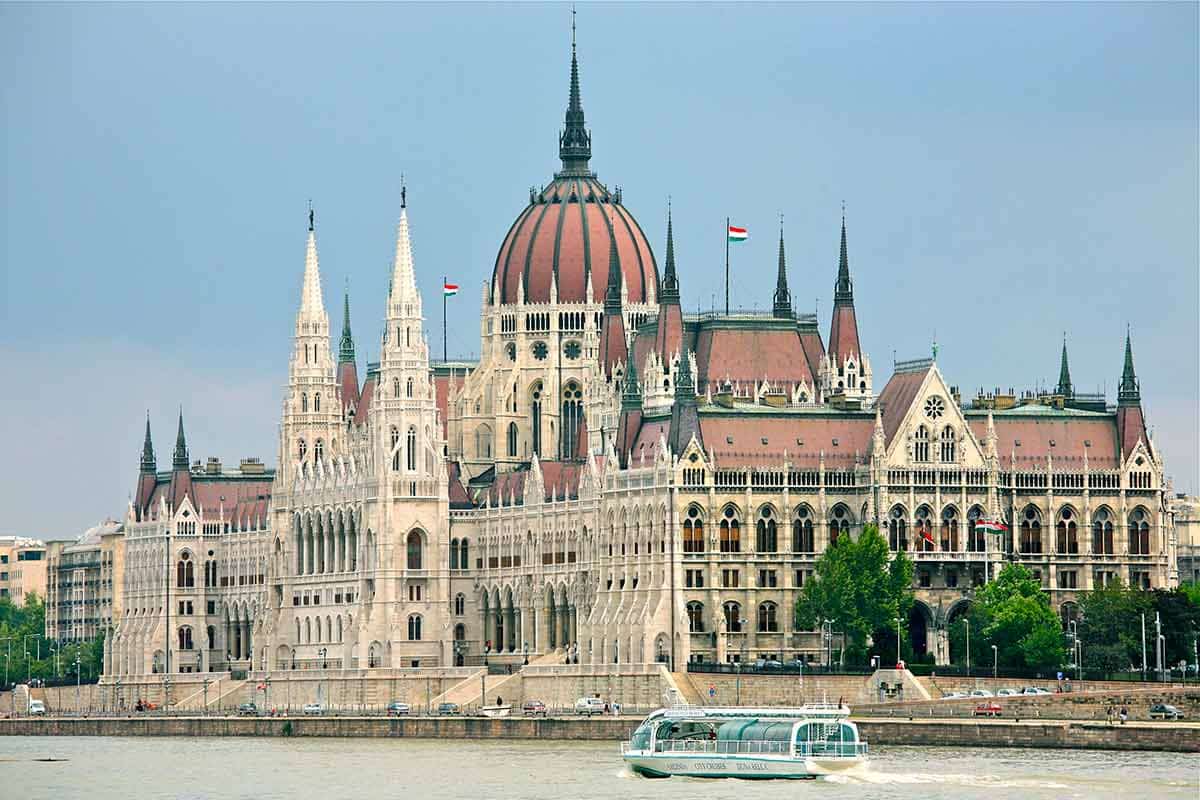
(726, 436, 733, 445)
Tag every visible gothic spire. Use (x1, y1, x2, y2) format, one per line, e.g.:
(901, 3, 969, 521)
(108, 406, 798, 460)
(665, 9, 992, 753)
(172, 409, 189, 471)
(339, 288, 356, 364)
(1118, 327, 1140, 405)
(622, 338, 642, 409)
(834, 209, 853, 302)
(557, 12, 592, 176)
(389, 189, 421, 313)
(1056, 335, 1073, 398)
(299, 207, 326, 319)
(772, 216, 792, 318)
(140, 413, 156, 474)
(660, 200, 679, 303)
(603, 207, 622, 312)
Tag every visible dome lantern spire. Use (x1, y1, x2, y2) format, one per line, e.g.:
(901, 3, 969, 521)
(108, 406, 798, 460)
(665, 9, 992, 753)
(558, 8, 592, 176)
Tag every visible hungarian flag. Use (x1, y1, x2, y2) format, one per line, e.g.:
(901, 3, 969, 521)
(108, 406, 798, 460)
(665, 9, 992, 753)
(976, 520, 1008, 533)
(727, 225, 748, 242)
(919, 528, 936, 546)
(443, 282, 459, 297)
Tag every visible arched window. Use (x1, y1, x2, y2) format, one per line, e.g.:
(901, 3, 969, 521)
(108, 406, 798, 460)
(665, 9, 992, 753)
(206, 625, 215, 651)
(406, 426, 417, 471)
(1019, 506, 1043, 554)
(393, 377, 401, 398)
(793, 506, 815, 552)
(687, 601, 705, 633)
(757, 602, 778, 633)
(914, 425, 930, 462)
(449, 538, 460, 571)
(967, 506, 985, 552)
(177, 552, 194, 588)
(460, 538, 469, 570)
(475, 425, 493, 460)
(390, 427, 400, 471)
(301, 393, 308, 413)
(1093, 508, 1114, 555)
(719, 507, 740, 553)
(888, 505, 909, 551)
(337, 616, 343, 643)
(829, 505, 852, 546)
(406, 530, 423, 570)
(723, 601, 742, 633)
(914, 506, 934, 551)
(314, 393, 321, 412)
(407, 614, 422, 641)
(683, 506, 704, 553)
(530, 382, 543, 457)
(939, 426, 956, 462)
(560, 381, 583, 458)
(507, 422, 518, 458)
(454, 593, 465, 616)
(756, 507, 778, 553)
(1056, 508, 1079, 554)
(177, 626, 193, 651)
(304, 618, 312, 644)
(1128, 508, 1150, 555)
(406, 377, 414, 398)
(314, 439, 324, 462)
(940, 506, 959, 552)
(298, 438, 307, 462)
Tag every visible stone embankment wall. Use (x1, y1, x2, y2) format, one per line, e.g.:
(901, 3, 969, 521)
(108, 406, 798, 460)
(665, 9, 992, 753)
(2, 716, 1196, 752)
(856, 687, 1200, 722)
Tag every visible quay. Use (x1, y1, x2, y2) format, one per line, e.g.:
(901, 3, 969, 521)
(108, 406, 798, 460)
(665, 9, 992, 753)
(2, 714, 1198, 753)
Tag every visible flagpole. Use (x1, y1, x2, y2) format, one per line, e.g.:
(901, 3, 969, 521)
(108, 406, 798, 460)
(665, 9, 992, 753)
(725, 216, 730, 315)
(442, 274, 448, 363)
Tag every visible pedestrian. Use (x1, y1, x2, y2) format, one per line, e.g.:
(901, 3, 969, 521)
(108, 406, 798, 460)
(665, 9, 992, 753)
(1119, 706, 1128, 725)
(1105, 706, 1112, 726)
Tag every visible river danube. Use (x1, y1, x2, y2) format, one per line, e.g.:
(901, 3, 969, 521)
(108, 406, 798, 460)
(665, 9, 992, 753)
(1, 737, 1194, 799)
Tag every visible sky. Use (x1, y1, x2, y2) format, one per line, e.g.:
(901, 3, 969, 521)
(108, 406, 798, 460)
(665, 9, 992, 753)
(1, 2, 1197, 538)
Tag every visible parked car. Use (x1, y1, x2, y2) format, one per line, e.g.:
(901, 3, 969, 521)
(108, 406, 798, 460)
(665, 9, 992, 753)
(236, 702, 258, 717)
(27, 700, 46, 716)
(575, 697, 606, 716)
(436, 702, 460, 716)
(942, 691, 969, 699)
(754, 659, 784, 671)
(302, 703, 324, 716)
(1022, 687, 1051, 695)
(969, 689, 994, 698)
(996, 688, 1020, 697)
(386, 701, 410, 717)
(521, 700, 548, 717)
(1149, 703, 1183, 720)
(972, 702, 1003, 718)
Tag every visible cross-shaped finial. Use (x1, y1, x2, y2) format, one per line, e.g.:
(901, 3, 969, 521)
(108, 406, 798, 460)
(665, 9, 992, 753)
(308, 199, 314, 231)
(571, 5, 576, 49)
(401, 173, 407, 209)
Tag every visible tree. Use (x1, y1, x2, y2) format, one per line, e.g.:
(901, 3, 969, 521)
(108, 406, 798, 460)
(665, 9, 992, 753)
(795, 524, 913, 664)
(1078, 578, 1153, 673)
(950, 564, 1065, 672)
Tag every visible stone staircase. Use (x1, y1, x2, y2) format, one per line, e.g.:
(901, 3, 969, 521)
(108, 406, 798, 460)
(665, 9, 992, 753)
(432, 669, 521, 711)
(669, 672, 705, 706)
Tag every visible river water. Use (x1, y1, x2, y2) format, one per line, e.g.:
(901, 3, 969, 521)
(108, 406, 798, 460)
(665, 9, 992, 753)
(1, 737, 1195, 799)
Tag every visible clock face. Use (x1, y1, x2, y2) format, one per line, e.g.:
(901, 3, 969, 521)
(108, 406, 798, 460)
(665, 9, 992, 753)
(924, 395, 945, 420)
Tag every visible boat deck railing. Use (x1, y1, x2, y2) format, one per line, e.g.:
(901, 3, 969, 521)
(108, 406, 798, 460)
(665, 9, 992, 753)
(622, 739, 869, 758)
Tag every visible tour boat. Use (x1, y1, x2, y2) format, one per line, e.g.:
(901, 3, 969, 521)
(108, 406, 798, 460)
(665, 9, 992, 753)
(480, 704, 512, 718)
(621, 704, 868, 779)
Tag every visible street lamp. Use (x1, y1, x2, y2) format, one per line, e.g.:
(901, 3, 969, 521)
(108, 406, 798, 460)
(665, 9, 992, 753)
(991, 645, 998, 678)
(895, 617, 902, 667)
(965, 619, 971, 677)
(74, 653, 82, 714)
(522, 642, 529, 666)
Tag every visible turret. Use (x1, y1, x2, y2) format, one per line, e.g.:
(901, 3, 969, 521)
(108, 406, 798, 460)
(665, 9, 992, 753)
(772, 218, 792, 318)
(652, 204, 684, 376)
(1116, 329, 1147, 460)
(1056, 336, 1073, 398)
(140, 413, 156, 474)
(557, 17, 592, 177)
(172, 410, 189, 471)
(667, 350, 702, 457)
(597, 207, 627, 381)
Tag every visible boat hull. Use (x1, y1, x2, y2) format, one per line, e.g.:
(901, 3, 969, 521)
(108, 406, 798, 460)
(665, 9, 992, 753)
(622, 752, 864, 780)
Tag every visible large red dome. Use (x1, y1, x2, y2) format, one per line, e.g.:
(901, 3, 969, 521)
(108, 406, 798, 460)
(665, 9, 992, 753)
(492, 176, 658, 306)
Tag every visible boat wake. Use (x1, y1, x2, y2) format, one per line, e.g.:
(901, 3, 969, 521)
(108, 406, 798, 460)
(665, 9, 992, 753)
(822, 767, 1068, 790)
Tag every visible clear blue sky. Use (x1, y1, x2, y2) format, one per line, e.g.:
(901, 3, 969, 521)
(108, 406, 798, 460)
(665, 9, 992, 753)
(2, 2, 1196, 537)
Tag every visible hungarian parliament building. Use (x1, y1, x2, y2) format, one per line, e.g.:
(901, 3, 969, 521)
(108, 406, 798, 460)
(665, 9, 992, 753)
(106, 43, 1178, 679)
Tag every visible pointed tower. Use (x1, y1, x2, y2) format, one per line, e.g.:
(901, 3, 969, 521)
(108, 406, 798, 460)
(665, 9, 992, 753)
(615, 340, 643, 469)
(141, 414, 156, 474)
(652, 203, 684, 377)
(557, 19, 592, 177)
(1056, 337, 1073, 398)
(667, 350, 702, 457)
(280, 208, 341, 482)
(379, 186, 442, 485)
(172, 410, 189, 471)
(597, 207, 627, 381)
(338, 288, 361, 417)
(772, 218, 792, 318)
(1116, 329, 1147, 460)
(134, 414, 159, 520)
(821, 210, 872, 401)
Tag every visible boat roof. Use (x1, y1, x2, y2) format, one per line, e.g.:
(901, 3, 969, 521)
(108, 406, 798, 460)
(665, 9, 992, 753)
(650, 704, 851, 722)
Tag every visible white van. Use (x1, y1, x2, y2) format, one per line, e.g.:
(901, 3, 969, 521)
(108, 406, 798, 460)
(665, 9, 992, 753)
(574, 696, 605, 716)
(28, 700, 46, 716)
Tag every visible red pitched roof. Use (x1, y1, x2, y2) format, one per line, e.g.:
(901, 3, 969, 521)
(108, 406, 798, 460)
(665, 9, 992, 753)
(698, 414, 873, 467)
(966, 412, 1122, 469)
(695, 327, 815, 390)
(354, 373, 376, 427)
(876, 366, 931, 446)
(338, 362, 360, 416)
(1116, 405, 1147, 462)
(829, 302, 861, 362)
(447, 462, 472, 509)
